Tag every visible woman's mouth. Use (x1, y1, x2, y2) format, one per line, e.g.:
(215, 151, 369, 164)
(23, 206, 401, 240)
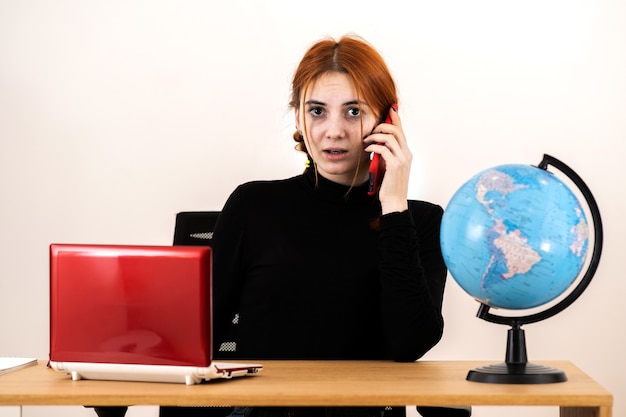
(323, 149, 348, 161)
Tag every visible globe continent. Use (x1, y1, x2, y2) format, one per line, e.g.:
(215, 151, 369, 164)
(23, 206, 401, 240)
(440, 164, 589, 310)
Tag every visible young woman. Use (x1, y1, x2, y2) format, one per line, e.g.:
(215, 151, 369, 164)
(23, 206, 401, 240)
(208, 35, 447, 417)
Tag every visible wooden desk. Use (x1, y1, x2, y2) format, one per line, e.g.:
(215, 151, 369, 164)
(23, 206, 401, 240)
(0, 360, 612, 417)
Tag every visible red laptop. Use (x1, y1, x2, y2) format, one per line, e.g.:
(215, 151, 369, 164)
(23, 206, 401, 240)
(49, 243, 261, 384)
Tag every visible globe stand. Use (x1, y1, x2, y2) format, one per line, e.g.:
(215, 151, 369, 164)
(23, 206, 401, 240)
(466, 154, 603, 384)
(467, 310, 567, 384)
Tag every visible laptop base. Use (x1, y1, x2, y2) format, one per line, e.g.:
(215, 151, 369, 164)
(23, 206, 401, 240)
(50, 361, 262, 385)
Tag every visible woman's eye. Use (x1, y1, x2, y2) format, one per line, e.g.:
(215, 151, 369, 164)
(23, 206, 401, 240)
(309, 107, 324, 117)
(347, 107, 361, 117)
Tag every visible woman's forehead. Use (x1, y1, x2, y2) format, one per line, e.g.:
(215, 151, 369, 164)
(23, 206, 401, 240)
(304, 72, 373, 109)
(306, 72, 355, 98)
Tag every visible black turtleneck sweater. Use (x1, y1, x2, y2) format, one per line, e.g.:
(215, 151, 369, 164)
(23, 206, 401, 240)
(211, 168, 446, 362)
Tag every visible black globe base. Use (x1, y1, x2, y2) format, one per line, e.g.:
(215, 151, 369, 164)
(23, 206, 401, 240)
(467, 320, 568, 384)
(467, 362, 567, 384)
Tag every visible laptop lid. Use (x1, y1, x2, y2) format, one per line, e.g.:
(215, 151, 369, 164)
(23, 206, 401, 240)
(49, 244, 213, 368)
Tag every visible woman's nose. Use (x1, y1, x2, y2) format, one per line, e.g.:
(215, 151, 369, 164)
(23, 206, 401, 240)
(325, 115, 347, 139)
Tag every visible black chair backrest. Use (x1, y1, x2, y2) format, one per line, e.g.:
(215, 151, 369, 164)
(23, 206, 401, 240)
(173, 211, 220, 246)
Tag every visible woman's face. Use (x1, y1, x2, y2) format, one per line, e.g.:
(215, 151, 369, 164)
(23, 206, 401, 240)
(296, 72, 378, 186)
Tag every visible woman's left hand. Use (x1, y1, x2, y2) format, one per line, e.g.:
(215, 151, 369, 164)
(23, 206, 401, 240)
(364, 107, 412, 214)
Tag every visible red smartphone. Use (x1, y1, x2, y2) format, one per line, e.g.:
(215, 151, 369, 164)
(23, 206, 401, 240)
(368, 104, 397, 196)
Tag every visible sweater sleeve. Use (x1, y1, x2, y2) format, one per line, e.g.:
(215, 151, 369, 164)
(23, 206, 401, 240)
(378, 201, 447, 362)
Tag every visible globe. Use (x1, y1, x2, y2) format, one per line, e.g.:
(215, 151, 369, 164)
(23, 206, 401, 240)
(440, 163, 589, 310)
(439, 154, 603, 384)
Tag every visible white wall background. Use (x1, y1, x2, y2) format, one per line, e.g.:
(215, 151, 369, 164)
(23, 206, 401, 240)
(1, 1, 624, 416)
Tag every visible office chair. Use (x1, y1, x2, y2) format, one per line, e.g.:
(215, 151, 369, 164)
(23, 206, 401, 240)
(164, 212, 470, 417)
(173, 211, 221, 246)
(415, 406, 471, 417)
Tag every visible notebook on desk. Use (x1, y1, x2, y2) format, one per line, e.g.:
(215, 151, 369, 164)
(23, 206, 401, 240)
(48, 243, 262, 385)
